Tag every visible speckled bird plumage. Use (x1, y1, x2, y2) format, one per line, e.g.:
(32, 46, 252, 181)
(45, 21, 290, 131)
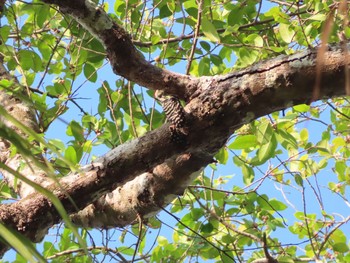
(155, 90, 187, 144)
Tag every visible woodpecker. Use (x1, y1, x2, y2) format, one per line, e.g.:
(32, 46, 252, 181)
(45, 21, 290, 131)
(155, 90, 187, 144)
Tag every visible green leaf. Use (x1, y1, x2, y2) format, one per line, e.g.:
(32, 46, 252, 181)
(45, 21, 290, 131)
(293, 104, 310, 112)
(200, 41, 211, 52)
(201, 17, 220, 43)
(276, 256, 295, 263)
(0, 79, 14, 88)
(279, 23, 295, 43)
(256, 121, 274, 144)
(238, 48, 259, 66)
(345, 26, 350, 39)
(64, 146, 77, 164)
(48, 139, 65, 152)
(268, 199, 288, 211)
(276, 129, 298, 150)
(198, 57, 210, 76)
(257, 195, 287, 211)
(333, 243, 349, 253)
(245, 34, 264, 47)
(21, 23, 34, 36)
(309, 13, 326, 21)
(17, 50, 34, 71)
(0, 223, 46, 263)
(67, 121, 85, 142)
(242, 164, 254, 185)
(330, 229, 347, 243)
(191, 208, 204, 220)
(265, 6, 289, 23)
(300, 128, 309, 143)
(17, 50, 42, 71)
(221, 234, 235, 244)
(114, 0, 125, 16)
(98, 86, 108, 116)
(24, 72, 35, 86)
(294, 174, 303, 187)
(0, 25, 11, 42)
(332, 137, 345, 150)
(256, 134, 277, 164)
(147, 217, 162, 229)
(159, 4, 172, 18)
(200, 246, 219, 259)
(36, 5, 50, 27)
(167, 1, 176, 12)
(201, 222, 214, 233)
(119, 246, 135, 256)
(215, 147, 228, 164)
(229, 135, 257, 149)
(329, 229, 348, 253)
(183, 0, 198, 18)
(227, 8, 243, 26)
(83, 140, 92, 153)
(83, 63, 98, 83)
(151, 35, 162, 45)
(220, 251, 234, 263)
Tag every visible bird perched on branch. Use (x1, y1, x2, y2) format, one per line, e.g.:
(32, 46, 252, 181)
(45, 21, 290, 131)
(155, 90, 188, 145)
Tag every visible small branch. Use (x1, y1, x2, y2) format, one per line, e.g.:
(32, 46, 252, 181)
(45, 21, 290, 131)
(327, 101, 350, 121)
(185, 0, 203, 75)
(35, 22, 71, 91)
(28, 87, 89, 116)
(131, 214, 143, 263)
(46, 246, 128, 262)
(133, 10, 309, 48)
(188, 185, 254, 195)
(102, 81, 123, 144)
(301, 184, 318, 258)
(187, 188, 262, 243)
(42, 0, 198, 100)
(161, 207, 235, 261)
(128, 82, 138, 138)
(316, 216, 350, 258)
(261, 233, 278, 263)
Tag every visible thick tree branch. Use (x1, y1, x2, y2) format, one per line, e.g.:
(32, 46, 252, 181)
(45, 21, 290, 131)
(0, 0, 349, 257)
(0, 56, 55, 255)
(0, 41, 348, 256)
(41, 0, 199, 101)
(0, 58, 54, 198)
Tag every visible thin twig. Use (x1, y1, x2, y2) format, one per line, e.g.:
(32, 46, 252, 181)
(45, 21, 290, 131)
(317, 216, 350, 258)
(128, 82, 138, 138)
(161, 207, 235, 261)
(133, 10, 308, 47)
(102, 81, 123, 144)
(185, 0, 203, 75)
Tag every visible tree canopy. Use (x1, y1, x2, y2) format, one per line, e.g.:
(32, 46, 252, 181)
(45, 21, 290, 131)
(0, 0, 349, 262)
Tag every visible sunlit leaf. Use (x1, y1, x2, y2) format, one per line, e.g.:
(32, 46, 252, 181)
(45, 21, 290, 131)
(229, 135, 257, 149)
(83, 63, 98, 82)
(64, 146, 77, 163)
(201, 17, 220, 43)
(279, 23, 295, 43)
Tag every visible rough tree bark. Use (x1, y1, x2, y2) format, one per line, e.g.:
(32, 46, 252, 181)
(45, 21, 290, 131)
(0, 0, 349, 257)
